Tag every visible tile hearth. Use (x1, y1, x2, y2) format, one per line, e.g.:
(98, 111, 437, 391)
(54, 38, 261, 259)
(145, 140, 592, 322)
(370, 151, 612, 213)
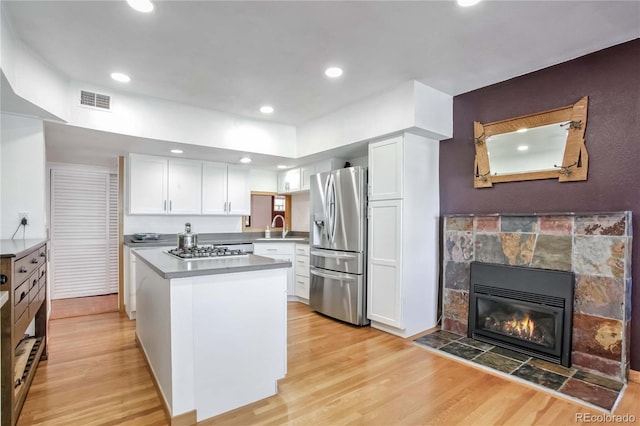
(414, 330, 625, 412)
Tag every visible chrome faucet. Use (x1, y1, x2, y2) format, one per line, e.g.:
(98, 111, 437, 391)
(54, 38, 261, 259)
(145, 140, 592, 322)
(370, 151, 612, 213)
(271, 215, 288, 238)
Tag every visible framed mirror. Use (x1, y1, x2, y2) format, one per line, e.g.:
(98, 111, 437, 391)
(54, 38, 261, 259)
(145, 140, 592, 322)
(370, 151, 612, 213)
(242, 192, 291, 232)
(474, 96, 589, 188)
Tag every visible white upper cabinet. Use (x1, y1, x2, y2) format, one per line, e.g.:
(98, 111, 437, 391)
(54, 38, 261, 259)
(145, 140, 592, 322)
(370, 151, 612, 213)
(202, 162, 251, 215)
(130, 154, 201, 215)
(300, 165, 314, 192)
(167, 159, 202, 214)
(202, 162, 228, 215)
(226, 165, 251, 215)
(129, 155, 168, 214)
(129, 154, 250, 216)
(278, 158, 345, 194)
(368, 136, 403, 201)
(277, 168, 301, 194)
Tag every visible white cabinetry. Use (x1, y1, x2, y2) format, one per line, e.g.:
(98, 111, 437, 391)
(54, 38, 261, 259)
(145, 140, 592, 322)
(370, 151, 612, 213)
(294, 244, 310, 302)
(254, 243, 295, 300)
(277, 168, 301, 194)
(123, 247, 137, 319)
(129, 154, 201, 215)
(167, 159, 202, 214)
(129, 155, 168, 214)
(369, 136, 403, 201)
(278, 158, 345, 194)
(366, 133, 440, 338)
(202, 162, 251, 215)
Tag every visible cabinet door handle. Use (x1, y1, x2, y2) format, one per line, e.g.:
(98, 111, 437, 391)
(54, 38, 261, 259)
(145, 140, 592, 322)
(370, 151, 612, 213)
(163, 200, 167, 211)
(224, 201, 227, 212)
(169, 200, 172, 211)
(228, 202, 231, 212)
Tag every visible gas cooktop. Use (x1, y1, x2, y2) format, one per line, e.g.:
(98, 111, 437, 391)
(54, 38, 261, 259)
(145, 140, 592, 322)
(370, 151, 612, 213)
(165, 245, 249, 260)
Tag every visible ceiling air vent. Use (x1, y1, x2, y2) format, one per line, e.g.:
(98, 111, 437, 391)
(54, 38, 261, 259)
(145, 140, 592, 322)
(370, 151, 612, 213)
(80, 90, 111, 110)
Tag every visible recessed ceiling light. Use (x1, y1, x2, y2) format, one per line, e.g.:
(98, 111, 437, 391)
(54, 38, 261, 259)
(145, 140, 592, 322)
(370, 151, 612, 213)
(516, 128, 528, 133)
(127, 0, 154, 13)
(111, 72, 131, 83)
(240, 157, 252, 164)
(517, 145, 529, 151)
(457, 0, 482, 7)
(260, 105, 274, 114)
(170, 149, 183, 154)
(325, 67, 343, 78)
(277, 165, 288, 169)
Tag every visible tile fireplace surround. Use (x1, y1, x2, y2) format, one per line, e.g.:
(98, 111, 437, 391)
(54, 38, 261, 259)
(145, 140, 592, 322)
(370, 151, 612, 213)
(441, 212, 632, 383)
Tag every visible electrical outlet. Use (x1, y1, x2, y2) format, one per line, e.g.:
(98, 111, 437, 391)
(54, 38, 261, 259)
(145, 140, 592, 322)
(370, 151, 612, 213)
(19, 211, 29, 225)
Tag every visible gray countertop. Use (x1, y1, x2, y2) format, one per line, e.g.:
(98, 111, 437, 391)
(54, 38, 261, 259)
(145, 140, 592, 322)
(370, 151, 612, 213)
(124, 232, 308, 247)
(132, 247, 292, 279)
(0, 239, 48, 258)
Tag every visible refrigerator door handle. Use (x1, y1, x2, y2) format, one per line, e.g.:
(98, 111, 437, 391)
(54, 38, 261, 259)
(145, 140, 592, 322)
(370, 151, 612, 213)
(326, 174, 337, 242)
(310, 250, 358, 260)
(310, 267, 357, 281)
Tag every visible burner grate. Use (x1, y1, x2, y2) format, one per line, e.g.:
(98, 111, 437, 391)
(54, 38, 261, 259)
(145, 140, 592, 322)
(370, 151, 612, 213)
(165, 245, 249, 260)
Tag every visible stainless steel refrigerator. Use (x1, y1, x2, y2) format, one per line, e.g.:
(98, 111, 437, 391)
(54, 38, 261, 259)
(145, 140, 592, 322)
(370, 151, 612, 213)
(309, 166, 368, 325)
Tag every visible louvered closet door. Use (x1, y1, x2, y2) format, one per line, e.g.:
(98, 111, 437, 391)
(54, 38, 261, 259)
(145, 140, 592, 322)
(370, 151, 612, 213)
(51, 169, 118, 299)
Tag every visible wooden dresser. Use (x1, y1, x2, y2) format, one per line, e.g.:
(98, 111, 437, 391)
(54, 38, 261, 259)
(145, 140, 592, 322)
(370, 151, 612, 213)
(0, 239, 48, 426)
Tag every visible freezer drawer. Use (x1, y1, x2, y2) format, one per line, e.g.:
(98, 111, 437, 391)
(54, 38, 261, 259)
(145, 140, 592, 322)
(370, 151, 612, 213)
(310, 248, 363, 275)
(309, 266, 368, 326)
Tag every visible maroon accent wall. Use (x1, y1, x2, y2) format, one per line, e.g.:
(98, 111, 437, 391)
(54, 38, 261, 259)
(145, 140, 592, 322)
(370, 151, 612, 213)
(439, 39, 640, 370)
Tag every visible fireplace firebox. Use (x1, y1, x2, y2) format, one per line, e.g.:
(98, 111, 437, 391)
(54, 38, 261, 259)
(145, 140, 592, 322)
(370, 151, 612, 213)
(468, 262, 574, 367)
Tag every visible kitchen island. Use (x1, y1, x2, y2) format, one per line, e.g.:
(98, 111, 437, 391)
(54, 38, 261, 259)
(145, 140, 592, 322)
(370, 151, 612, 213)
(132, 247, 291, 424)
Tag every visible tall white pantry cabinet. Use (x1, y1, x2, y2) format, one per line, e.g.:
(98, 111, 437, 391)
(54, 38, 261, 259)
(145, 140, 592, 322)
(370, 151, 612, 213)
(367, 132, 440, 338)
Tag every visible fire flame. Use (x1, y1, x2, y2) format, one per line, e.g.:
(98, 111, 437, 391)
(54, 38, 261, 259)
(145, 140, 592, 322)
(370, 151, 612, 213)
(503, 314, 535, 338)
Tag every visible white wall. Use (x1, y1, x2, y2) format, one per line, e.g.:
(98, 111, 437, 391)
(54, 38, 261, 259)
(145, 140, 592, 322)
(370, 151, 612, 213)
(1, 11, 69, 122)
(296, 81, 453, 158)
(68, 81, 296, 158)
(0, 113, 47, 239)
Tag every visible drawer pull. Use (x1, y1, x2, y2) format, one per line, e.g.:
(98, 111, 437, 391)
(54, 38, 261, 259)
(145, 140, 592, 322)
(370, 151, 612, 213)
(41, 270, 45, 277)
(0, 274, 6, 284)
(31, 258, 39, 264)
(32, 279, 37, 288)
(19, 266, 28, 273)
(20, 291, 27, 302)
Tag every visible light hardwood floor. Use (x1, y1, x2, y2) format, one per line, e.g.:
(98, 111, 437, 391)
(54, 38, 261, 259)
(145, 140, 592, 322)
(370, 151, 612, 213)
(18, 303, 639, 425)
(49, 294, 119, 320)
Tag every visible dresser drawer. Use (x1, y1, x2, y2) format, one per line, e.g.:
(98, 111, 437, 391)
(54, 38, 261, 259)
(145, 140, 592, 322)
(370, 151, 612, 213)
(14, 309, 31, 346)
(14, 255, 39, 285)
(39, 275, 46, 290)
(29, 295, 43, 318)
(14, 281, 29, 324)
(38, 264, 47, 280)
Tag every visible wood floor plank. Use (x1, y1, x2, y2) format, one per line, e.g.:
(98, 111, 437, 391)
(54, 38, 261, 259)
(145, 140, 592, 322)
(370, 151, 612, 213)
(49, 294, 119, 320)
(18, 302, 640, 425)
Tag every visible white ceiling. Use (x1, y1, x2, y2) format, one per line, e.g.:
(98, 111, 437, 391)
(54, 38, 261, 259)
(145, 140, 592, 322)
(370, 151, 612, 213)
(2, 0, 639, 166)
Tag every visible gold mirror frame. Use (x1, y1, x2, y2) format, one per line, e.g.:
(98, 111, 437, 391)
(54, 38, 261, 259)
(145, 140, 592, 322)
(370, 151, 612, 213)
(474, 96, 588, 188)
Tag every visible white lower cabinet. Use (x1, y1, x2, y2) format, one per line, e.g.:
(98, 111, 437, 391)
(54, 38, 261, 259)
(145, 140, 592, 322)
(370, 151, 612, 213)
(253, 243, 295, 300)
(123, 247, 137, 319)
(367, 199, 402, 327)
(294, 244, 310, 302)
